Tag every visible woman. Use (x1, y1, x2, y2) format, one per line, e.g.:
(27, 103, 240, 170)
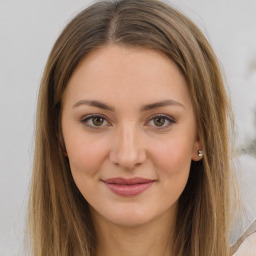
(27, 0, 256, 255)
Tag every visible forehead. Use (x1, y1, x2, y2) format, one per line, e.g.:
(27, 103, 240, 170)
(63, 44, 192, 109)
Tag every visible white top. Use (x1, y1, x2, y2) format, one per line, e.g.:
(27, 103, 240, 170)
(232, 219, 256, 255)
(233, 232, 256, 256)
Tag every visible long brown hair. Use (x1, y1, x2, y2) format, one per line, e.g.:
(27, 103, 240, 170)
(27, 0, 239, 255)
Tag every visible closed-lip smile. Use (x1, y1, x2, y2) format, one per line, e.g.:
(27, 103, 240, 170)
(102, 177, 156, 196)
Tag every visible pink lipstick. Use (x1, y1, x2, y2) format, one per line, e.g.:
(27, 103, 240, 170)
(102, 177, 155, 196)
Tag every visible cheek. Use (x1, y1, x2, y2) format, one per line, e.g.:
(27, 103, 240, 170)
(151, 135, 193, 178)
(152, 139, 192, 205)
(65, 134, 110, 177)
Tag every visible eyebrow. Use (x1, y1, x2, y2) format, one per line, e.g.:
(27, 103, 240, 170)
(140, 99, 185, 111)
(72, 99, 185, 111)
(73, 100, 115, 111)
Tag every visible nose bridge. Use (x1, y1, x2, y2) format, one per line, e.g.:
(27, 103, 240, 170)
(110, 121, 146, 169)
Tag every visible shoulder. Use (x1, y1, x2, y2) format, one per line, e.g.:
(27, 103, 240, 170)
(232, 232, 256, 256)
(232, 220, 256, 256)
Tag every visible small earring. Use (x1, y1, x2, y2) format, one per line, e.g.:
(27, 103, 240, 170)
(198, 150, 203, 158)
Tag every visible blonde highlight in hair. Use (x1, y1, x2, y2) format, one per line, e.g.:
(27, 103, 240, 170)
(27, 0, 239, 255)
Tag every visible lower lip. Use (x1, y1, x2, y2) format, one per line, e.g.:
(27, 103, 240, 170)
(104, 181, 154, 196)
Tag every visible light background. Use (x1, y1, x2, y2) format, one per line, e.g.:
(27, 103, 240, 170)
(0, 0, 255, 255)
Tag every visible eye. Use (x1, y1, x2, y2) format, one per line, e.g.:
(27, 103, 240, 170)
(81, 114, 110, 128)
(148, 114, 175, 128)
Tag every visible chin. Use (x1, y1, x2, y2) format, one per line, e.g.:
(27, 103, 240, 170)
(91, 201, 171, 228)
(107, 212, 154, 228)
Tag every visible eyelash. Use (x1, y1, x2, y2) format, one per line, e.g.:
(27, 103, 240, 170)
(81, 113, 176, 130)
(81, 114, 110, 129)
(147, 114, 176, 128)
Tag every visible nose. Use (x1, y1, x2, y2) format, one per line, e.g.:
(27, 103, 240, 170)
(109, 124, 147, 170)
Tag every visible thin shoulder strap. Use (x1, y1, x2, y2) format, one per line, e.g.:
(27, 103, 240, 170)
(231, 219, 256, 254)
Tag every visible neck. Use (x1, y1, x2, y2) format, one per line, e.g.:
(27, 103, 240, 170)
(92, 206, 177, 256)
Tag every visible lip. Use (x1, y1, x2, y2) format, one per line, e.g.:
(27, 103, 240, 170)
(102, 177, 156, 196)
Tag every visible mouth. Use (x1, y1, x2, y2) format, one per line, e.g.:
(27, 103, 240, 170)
(102, 177, 156, 196)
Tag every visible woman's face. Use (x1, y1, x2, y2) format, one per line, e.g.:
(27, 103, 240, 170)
(62, 45, 201, 227)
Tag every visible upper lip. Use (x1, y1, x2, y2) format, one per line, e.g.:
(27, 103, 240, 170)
(102, 177, 155, 185)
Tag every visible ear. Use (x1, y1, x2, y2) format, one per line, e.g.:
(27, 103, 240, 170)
(57, 129, 68, 157)
(191, 137, 203, 161)
(58, 133, 68, 157)
(58, 116, 69, 157)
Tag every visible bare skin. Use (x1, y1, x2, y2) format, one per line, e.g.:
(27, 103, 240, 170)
(62, 44, 202, 256)
(93, 205, 175, 256)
